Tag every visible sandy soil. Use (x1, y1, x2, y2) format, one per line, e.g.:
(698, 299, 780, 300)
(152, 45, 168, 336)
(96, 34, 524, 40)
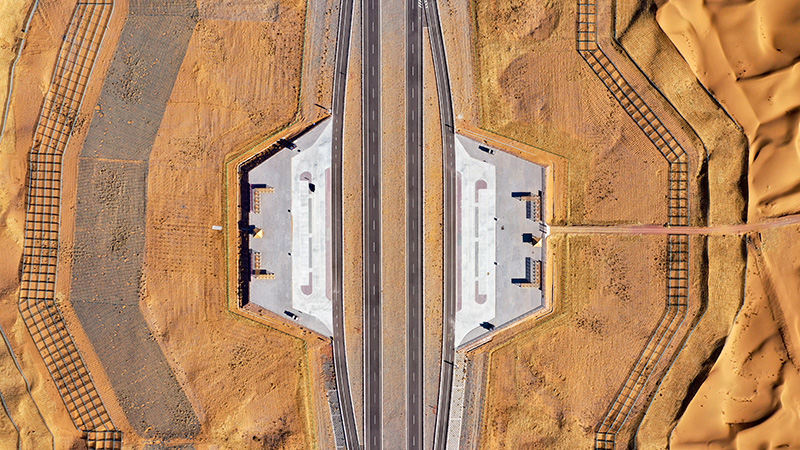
(342, 0, 364, 440)
(1, 0, 333, 447)
(0, 0, 56, 430)
(464, 0, 692, 226)
(658, 0, 800, 221)
(437, 0, 479, 124)
(478, 234, 692, 448)
(615, 0, 748, 227)
(600, 1, 750, 446)
(136, 1, 324, 446)
(0, 0, 31, 142)
(379, 0, 408, 442)
(448, 0, 711, 447)
(656, 2, 800, 446)
(0, 0, 117, 447)
(671, 228, 800, 448)
(634, 234, 745, 448)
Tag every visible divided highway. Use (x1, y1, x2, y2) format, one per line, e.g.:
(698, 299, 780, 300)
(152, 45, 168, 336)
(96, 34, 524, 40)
(406, 0, 424, 446)
(363, 0, 383, 447)
(330, 0, 359, 446)
(423, 0, 458, 448)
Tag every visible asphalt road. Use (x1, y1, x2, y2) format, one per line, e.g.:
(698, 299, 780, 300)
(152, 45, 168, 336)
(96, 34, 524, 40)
(363, 0, 382, 447)
(330, 0, 359, 446)
(406, 0, 424, 447)
(423, 0, 457, 448)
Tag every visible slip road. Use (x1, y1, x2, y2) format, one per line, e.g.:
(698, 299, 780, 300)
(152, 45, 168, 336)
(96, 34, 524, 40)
(423, 0, 458, 447)
(331, 0, 359, 446)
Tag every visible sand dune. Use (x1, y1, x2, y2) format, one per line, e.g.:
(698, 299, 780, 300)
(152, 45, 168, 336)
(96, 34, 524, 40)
(658, 0, 800, 220)
(658, 1, 800, 447)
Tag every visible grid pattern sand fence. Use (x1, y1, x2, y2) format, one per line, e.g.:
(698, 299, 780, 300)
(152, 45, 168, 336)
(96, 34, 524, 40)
(576, 1, 690, 448)
(68, 0, 201, 439)
(18, 1, 121, 447)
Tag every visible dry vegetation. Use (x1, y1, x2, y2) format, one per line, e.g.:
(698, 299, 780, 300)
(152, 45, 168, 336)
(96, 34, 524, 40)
(448, 0, 779, 447)
(459, 0, 800, 447)
(422, 30, 445, 449)
(469, 0, 684, 227)
(135, 0, 319, 446)
(656, 1, 800, 446)
(0, 0, 331, 446)
(477, 234, 698, 448)
(461, 1, 707, 446)
(4, 0, 798, 447)
(0, 0, 90, 447)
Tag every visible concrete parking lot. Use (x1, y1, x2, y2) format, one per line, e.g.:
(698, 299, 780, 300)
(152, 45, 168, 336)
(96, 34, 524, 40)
(454, 135, 547, 347)
(247, 119, 333, 336)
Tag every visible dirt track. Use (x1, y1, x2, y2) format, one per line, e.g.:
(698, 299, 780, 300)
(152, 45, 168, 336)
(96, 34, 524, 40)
(550, 214, 800, 236)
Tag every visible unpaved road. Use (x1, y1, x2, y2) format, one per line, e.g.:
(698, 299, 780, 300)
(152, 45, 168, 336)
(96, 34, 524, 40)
(549, 214, 800, 236)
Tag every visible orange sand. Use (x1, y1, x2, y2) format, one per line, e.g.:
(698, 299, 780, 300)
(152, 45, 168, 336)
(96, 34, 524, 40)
(0, 0, 97, 447)
(659, 0, 800, 220)
(1, 0, 327, 446)
(658, 1, 800, 447)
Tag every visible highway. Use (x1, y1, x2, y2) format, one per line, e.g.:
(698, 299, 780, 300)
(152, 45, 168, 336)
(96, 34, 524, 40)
(405, 0, 424, 447)
(330, 0, 359, 446)
(363, 0, 383, 446)
(423, 0, 457, 448)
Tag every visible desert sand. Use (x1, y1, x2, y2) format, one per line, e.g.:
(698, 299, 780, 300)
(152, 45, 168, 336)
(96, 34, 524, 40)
(0, 0, 335, 446)
(439, 0, 800, 446)
(657, 1, 800, 447)
(377, 0, 409, 442)
(659, 0, 800, 221)
(3, 0, 799, 447)
(342, 1, 365, 439)
(0, 0, 86, 447)
(129, 0, 328, 445)
(442, 0, 706, 446)
(422, 28, 445, 449)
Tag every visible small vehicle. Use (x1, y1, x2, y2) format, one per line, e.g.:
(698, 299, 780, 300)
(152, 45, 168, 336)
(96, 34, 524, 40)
(480, 321, 495, 330)
(284, 310, 299, 320)
(478, 145, 494, 155)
